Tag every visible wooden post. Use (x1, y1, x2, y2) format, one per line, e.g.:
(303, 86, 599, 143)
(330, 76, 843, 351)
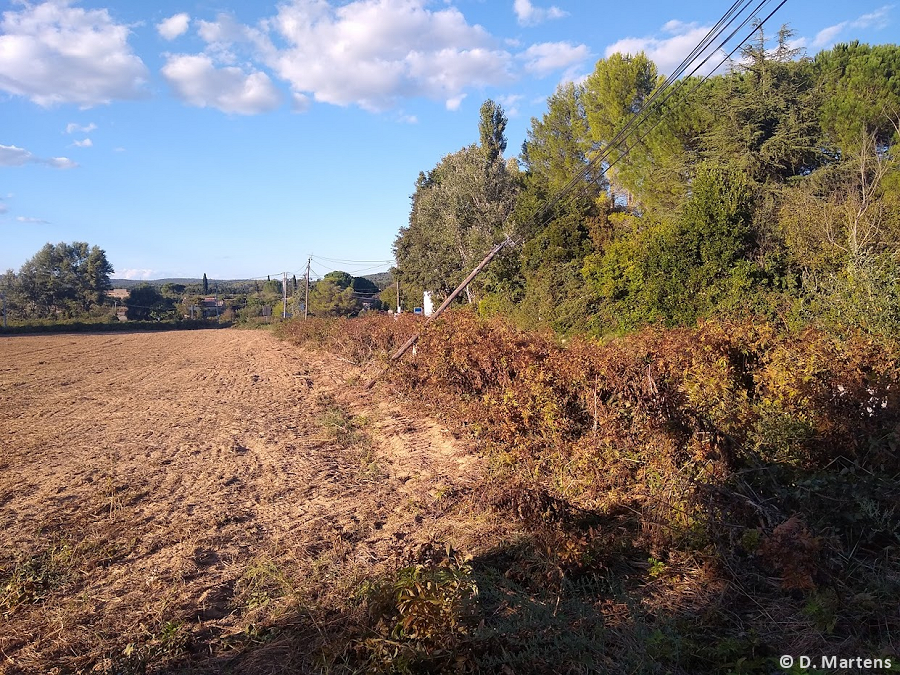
(304, 257, 310, 320)
(364, 237, 512, 390)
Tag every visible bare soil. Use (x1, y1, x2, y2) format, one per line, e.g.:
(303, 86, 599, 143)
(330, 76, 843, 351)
(0, 329, 488, 673)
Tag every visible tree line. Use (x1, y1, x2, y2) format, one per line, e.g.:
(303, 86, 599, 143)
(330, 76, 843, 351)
(394, 30, 900, 338)
(1, 245, 386, 324)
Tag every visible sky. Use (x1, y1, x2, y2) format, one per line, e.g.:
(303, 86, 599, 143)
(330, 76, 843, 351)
(1, 0, 898, 282)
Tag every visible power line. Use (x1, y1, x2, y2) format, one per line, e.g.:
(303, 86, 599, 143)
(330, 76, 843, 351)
(534, 0, 781, 227)
(311, 255, 393, 265)
(604, 0, 789, 179)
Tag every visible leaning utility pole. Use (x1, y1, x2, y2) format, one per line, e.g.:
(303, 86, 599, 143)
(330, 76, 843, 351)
(282, 271, 288, 319)
(395, 274, 400, 313)
(304, 257, 311, 320)
(365, 237, 512, 390)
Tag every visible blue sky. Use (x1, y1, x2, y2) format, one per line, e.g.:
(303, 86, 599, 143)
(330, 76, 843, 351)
(1, 0, 897, 281)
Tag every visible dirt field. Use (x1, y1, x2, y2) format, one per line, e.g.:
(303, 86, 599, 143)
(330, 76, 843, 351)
(0, 329, 487, 673)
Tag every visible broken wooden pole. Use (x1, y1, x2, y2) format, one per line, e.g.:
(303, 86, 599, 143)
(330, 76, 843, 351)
(364, 237, 512, 390)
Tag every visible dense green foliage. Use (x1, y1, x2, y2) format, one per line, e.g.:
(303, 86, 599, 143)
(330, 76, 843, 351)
(3, 242, 113, 321)
(394, 31, 900, 338)
(125, 284, 177, 321)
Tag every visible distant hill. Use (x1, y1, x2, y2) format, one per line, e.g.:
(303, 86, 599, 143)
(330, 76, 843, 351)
(362, 271, 393, 290)
(110, 278, 255, 290)
(110, 278, 203, 289)
(111, 271, 395, 291)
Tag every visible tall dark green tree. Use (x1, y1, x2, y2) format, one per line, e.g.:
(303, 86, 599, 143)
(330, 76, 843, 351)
(522, 82, 601, 194)
(702, 26, 821, 184)
(479, 99, 508, 162)
(202, 273, 209, 295)
(583, 164, 757, 327)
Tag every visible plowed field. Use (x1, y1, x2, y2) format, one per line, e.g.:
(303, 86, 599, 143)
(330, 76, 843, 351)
(0, 329, 486, 673)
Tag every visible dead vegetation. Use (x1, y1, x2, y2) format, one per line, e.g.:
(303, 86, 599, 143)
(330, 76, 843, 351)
(275, 311, 900, 673)
(2, 318, 898, 673)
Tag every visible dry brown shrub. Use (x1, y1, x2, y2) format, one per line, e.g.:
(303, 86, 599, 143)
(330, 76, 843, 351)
(759, 516, 822, 591)
(279, 309, 900, 558)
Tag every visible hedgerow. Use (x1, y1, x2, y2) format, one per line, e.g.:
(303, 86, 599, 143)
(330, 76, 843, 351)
(279, 310, 900, 671)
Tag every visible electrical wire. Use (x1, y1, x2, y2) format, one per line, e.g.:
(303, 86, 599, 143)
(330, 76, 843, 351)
(603, 0, 789, 179)
(311, 255, 393, 265)
(533, 0, 779, 226)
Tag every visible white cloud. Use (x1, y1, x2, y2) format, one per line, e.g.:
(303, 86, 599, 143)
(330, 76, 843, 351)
(48, 156, 77, 169)
(812, 23, 846, 49)
(157, 13, 190, 40)
(520, 41, 590, 77)
(0, 144, 78, 169)
(811, 6, 894, 50)
(853, 5, 893, 29)
(605, 21, 723, 76)
(223, 0, 513, 112)
(161, 54, 283, 114)
(73, 138, 92, 147)
(445, 94, 466, 111)
(65, 122, 97, 134)
(119, 269, 154, 280)
(513, 0, 567, 27)
(155, 0, 592, 115)
(0, 202, 7, 215)
(291, 92, 311, 112)
(16, 216, 50, 224)
(0, 0, 148, 107)
(496, 93, 523, 117)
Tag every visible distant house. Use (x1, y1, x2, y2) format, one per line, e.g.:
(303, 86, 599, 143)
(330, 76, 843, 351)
(199, 297, 224, 318)
(106, 289, 129, 301)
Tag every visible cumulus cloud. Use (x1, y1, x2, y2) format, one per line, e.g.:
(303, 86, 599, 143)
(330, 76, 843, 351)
(0, 144, 78, 169)
(161, 54, 283, 114)
(119, 268, 154, 280)
(179, 0, 513, 112)
(520, 41, 590, 77)
(0, 0, 148, 107)
(513, 0, 567, 27)
(154, 0, 593, 115)
(811, 5, 893, 49)
(65, 122, 97, 134)
(73, 138, 92, 147)
(16, 216, 50, 224)
(157, 13, 190, 40)
(263, 0, 514, 111)
(605, 20, 724, 76)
